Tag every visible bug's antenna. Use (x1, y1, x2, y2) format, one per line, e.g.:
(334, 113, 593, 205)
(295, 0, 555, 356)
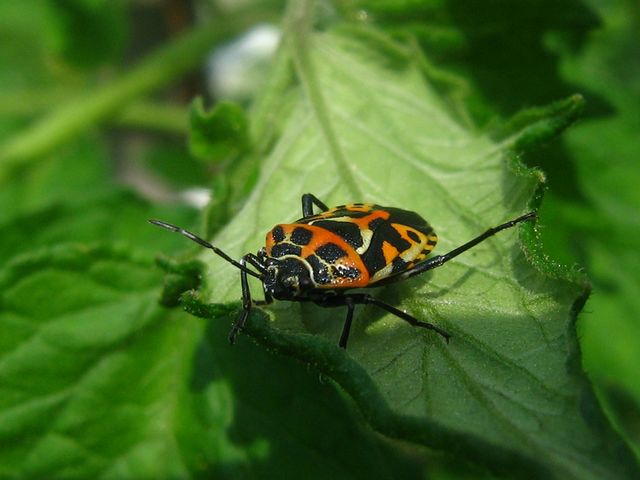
(149, 219, 263, 279)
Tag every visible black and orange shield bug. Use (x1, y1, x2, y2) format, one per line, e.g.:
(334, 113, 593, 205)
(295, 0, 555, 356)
(151, 193, 535, 348)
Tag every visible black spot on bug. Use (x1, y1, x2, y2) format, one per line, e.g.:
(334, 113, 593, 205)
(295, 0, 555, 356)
(312, 220, 363, 250)
(272, 226, 285, 243)
(291, 227, 313, 246)
(384, 207, 431, 231)
(271, 243, 302, 258)
(361, 220, 414, 277)
(362, 249, 387, 276)
(281, 257, 312, 277)
(407, 230, 421, 243)
(321, 206, 369, 218)
(368, 217, 385, 230)
(391, 256, 408, 273)
(316, 243, 347, 263)
(306, 254, 331, 284)
(331, 265, 361, 280)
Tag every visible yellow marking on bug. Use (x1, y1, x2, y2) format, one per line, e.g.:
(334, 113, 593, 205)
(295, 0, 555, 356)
(371, 262, 394, 282)
(356, 229, 373, 255)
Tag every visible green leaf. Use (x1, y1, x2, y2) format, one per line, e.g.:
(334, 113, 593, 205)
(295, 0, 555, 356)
(0, 136, 199, 263)
(187, 98, 264, 237)
(0, 189, 198, 263)
(189, 98, 250, 163)
(0, 2, 64, 91)
(53, 0, 128, 68)
(187, 97, 260, 235)
(141, 140, 207, 188)
(539, 0, 640, 457)
(0, 245, 421, 478)
(190, 25, 638, 478)
(0, 138, 111, 225)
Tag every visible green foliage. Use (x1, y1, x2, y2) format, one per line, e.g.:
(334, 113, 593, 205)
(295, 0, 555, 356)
(1, 245, 421, 478)
(189, 98, 250, 163)
(1, 0, 638, 478)
(542, 0, 640, 455)
(190, 24, 635, 478)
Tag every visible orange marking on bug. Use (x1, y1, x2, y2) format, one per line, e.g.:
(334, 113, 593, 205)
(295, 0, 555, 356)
(329, 258, 369, 288)
(348, 209, 390, 230)
(392, 223, 428, 246)
(266, 224, 370, 288)
(343, 203, 375, 213)
(265, 229, 277, 252)
(382, 241, 399, 264)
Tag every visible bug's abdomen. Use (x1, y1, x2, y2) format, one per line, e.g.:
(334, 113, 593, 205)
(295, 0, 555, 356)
(298, 204, 438, 284)
(363, 220, 438, 283)
(265, 224, 370, 288)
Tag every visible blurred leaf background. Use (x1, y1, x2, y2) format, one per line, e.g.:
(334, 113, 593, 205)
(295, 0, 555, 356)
(1, 0, 639, 478)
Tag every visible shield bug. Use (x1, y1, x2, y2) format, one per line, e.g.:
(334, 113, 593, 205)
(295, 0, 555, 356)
(150, 193, 535, 348)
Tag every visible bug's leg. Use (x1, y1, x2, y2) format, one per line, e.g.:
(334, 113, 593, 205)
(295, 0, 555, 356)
(243, 251, 273, 305)
(244, 252, 268, 275)
(339, 293, 450, 342)
(338, 297, 356, 349)
(301, 193, 329, 216)
(255, 282, 273, 306)
(364, 296, 451, 341)
(228, 257, 254, 344)
(403, 211, 537, 280)
(253, 282, 273, 307)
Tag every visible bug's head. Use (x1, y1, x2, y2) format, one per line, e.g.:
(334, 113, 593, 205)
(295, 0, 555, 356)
(263, 257, 315, 300)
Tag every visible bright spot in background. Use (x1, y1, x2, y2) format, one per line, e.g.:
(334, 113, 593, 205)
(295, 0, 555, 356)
(207, 24, 281, 100)
(181, 187, 211, 209)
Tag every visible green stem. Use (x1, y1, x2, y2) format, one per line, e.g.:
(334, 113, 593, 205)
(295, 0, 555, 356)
(0, 11, 272, 176)
(1, 93, 188, 136)
(113, 102, 188, 135)
(0, 87, 76, 117)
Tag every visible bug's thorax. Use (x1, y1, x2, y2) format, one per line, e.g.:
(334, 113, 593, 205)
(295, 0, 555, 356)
(264, 223, 372, 291)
